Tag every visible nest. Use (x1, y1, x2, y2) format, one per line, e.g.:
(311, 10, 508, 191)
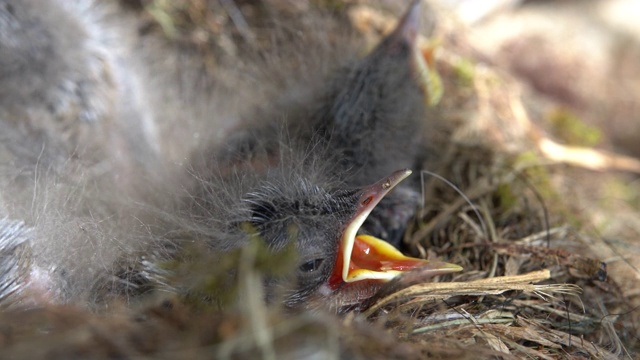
(0, 1, 637, 359)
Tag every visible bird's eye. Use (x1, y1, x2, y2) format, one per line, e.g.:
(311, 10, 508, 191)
(299, 258, 324, 273)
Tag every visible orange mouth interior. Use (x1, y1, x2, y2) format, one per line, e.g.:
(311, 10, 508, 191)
(327, 170, 462, 290)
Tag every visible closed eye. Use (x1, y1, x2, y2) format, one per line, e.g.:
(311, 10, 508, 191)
(244, 198, 278, 226)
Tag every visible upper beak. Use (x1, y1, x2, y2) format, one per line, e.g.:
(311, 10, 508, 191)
(328, 169, 462, 289)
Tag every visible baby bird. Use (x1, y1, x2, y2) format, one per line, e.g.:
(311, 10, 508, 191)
(0, 0, 459, 309)
(183, 0, 456, 307)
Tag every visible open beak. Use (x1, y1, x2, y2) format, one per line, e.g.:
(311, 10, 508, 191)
(328, 169, 462, 290)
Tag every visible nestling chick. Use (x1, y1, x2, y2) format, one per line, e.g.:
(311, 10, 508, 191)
(178, 0, 458, 307)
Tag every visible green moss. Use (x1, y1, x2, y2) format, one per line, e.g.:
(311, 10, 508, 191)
(158, 223, 299, 310)
(242, 222, 298, 276)
(547, 108, 602, 147)
(601, 177, 640, 210)
(311, 0, 347, 12)
(452, 57, 475, 87)
(145, 0, 180, 39)
(495, 183, 517, 210)
(512, 151, 583, 228)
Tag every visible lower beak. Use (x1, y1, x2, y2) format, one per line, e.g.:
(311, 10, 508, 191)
(328, 169, 462, 289)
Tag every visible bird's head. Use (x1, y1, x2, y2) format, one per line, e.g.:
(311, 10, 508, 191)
(240, 168, 461, 308)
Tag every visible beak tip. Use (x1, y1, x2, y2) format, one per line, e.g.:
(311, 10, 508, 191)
(420, 261, 463, 275)
(394, 0, 422, 45)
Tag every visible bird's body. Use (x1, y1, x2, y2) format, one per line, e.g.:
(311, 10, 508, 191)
(0, 0, 453, 309)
